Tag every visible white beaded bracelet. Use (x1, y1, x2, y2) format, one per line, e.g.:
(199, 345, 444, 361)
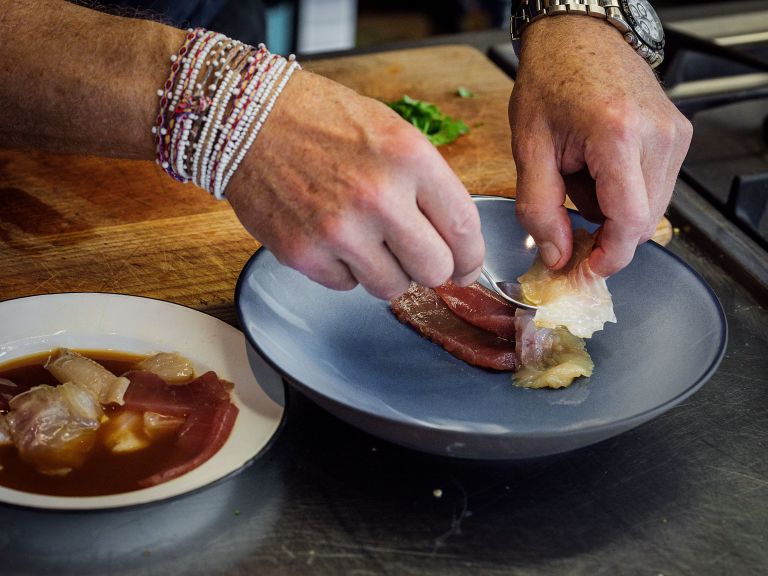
(219, 59, 300, 197)
(154, 29, 300, 199)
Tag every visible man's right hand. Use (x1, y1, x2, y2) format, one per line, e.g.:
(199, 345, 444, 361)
(508, 16, 692, 278)
(226, 70, 485, 300)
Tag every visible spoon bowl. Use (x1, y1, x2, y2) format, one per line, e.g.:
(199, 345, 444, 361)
(479, 267, 537, 310)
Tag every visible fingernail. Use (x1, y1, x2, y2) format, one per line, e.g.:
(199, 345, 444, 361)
(539, 242, 561, 267)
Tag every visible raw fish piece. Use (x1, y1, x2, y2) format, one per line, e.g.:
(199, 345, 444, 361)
(122, 370, 239, 487)
(513, 309, 593, 389)
(137, 401, 238, 488)
(0, 414, 12, 447)
(391, 283, 516, 371)
(0, 377, 20, 411)
(46, 348, 130, 405)
(6, 381, 104, 475)
(134, 352, 194, 384)
(123, 370, 232, 416)
(101, 411, 150, 453)
(143, 411, 185, 440)
(434, 281, 517, 339)
(518, 228, 616, 338)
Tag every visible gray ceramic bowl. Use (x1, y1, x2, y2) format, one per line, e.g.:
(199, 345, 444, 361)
(236, 196, 727, 459)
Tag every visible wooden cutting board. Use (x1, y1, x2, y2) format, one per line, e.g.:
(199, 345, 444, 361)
(306, 45, 518, 198)
(0, 45, 670, 324)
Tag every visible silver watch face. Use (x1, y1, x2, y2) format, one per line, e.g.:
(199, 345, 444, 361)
(621, 0, 664, 51)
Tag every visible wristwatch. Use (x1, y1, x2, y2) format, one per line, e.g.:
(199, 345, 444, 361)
(510, 0, 665, 68)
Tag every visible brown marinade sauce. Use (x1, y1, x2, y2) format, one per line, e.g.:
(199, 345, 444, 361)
(0, 350, 182, 497)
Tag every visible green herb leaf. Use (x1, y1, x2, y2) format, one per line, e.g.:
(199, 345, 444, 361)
(387, 95, 470, 146)
(457, 86, 475, 98)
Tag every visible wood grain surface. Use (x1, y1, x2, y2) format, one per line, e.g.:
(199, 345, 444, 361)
(0, 150, 255, 324)
(0, 45, 669, 324)
(305, 45, 517, 198)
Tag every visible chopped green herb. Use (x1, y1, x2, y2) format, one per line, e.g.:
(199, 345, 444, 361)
(387, 95, 469, 146)
(233, 508, 241, 516)
(457, 86, 475, 98)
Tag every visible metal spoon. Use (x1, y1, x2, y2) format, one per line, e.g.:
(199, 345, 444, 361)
(479, 266, 538, 310)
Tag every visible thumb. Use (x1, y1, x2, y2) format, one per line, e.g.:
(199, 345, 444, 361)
(514, 147, 572, 269)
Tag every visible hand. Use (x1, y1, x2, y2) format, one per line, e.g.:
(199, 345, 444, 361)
(508, 16, 693, 277)
(226, 70, 485, 299)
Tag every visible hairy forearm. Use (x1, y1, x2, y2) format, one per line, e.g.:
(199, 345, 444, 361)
(0, 0, 185, 159)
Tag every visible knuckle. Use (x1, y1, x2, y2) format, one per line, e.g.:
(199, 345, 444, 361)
(275, 239, 311, 271)
(515, 200, 547, 222)
(512, 136, 538, 164)
(655, 118, 679, 145)
(325, 275, 358, 292)
(678, 115, 694, 144)
(304, 266, 357, 292)
(600, 103, 642, 143)
(351, 179, 387, 214)
(316, 212, 350, 249)
(449, 201, 481, 239)
(381, 122, 426, 161)
(623, 211, 651, 236)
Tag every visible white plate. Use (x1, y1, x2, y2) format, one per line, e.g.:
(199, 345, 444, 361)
(0, 293, 284, 510)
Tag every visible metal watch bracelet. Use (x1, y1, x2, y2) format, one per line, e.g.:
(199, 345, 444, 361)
(511, 0, 664, 68)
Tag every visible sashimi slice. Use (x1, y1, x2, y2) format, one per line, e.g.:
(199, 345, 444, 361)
(123, 370, 238, 486)
(434, 281, 517, 339)
(391, 284, 516, 371)
(518, 228, 616, 338)
(6, 381, 103, 475)
(137, 402, 238, 487)
(513, 309, 593, 389)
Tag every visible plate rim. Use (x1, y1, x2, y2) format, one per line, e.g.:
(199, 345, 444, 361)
(235, 196, 728, 447)
(0, 292, 286, 510)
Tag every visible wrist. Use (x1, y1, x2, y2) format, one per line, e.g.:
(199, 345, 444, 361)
(136, 27, 188, 160)
(512, 0, 664, 68)
(151, 30, 300, 199)
(519, 15, 634, 68)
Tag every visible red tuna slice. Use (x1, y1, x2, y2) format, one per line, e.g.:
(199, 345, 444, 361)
(122, 370, 238, 487)
(391, 284, 517, 371)
(137, 401, 239, 487)
(434, 281, 517, 339)
(123, 370, 231, 416)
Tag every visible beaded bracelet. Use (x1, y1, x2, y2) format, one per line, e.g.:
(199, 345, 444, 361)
(219, 59, 300, 197)
(153, 30, 301, 199)
(209, 55, 286, 197)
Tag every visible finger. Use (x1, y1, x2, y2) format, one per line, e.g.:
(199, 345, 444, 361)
(638, 110, 693, 244)
(382, 205, 455, 288)
(453, 265, 482, 287)
(344, 241, 412, 301)
(294, 254, 359, 292)
(588, 147, 650, 276)
(563, 169, 605, 225)
(413, 152, 485, 283)
(640, 154, 674, 244)
(514, 145, 572, 269)
(638, 128, 679, 244)
(652, 117, 693, 240)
